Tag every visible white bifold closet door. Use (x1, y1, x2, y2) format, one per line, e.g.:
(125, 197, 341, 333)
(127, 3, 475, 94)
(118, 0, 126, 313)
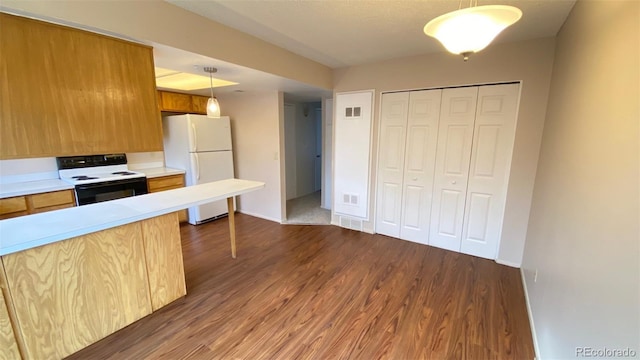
(376, 89, 441, 243)
(460, 83, 519, 258)
(429, 83, 519, 259)
(429, 87, 479, 252)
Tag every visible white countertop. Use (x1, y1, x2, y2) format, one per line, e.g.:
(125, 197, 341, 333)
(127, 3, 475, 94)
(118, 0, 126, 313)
(0, 179, 74, 199)
(0, 178, 265, 256)
(132, 167, 186, 179)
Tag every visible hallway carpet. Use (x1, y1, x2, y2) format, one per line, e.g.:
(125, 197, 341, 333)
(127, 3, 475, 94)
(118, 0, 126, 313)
(285, 191, 331, 225)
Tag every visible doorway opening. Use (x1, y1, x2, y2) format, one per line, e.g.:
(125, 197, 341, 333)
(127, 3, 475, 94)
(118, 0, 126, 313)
(283, 100, 332, 225)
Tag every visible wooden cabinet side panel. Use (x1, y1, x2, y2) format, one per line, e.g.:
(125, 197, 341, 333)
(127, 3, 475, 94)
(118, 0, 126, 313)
(2, 223, 152, 359)
(0, 13, 162, 159)
(141, 213, 186, 311)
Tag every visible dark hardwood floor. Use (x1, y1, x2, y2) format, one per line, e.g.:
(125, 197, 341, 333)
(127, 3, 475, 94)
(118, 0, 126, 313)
(67, 214, 534, 360)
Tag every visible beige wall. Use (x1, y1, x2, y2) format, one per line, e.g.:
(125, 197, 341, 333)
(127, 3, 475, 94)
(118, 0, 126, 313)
(522, 1, 639, 358)
(0, 0, 332, 90)
(333, 37, 556, 266)
(217, 91, 284, 222)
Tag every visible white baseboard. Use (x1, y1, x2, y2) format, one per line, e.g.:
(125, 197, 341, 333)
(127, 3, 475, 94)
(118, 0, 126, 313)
(520, 268, 541, 360)
(495, 258, 521, 268)
(236, 210, 282, 224)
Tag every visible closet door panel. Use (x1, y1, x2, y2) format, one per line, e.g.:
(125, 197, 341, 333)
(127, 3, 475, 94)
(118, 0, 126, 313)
(399, 89, 441, 243)
(429, 87, 478, 252)
(375, 92, 409, 238)
(461, 83, 519, 259)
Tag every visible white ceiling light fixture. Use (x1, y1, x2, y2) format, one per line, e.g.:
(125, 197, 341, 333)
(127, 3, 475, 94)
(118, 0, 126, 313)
(204, 67, 221, 118)
(423, 1, 522, 61)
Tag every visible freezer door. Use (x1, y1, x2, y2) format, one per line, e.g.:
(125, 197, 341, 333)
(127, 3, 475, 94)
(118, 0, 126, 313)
(188, 151, 235, 224)
(187, 115, 232, 152)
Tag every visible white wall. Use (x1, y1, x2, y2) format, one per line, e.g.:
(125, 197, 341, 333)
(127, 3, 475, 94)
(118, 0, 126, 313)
(522, 1, 639, 358)
(333, 37, 556, 265)
(216, 91, 284, 223)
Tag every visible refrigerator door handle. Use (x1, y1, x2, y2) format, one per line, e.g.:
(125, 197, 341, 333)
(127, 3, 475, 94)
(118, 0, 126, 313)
(190, 123, 198, 152)
(195, 153, 200, 180)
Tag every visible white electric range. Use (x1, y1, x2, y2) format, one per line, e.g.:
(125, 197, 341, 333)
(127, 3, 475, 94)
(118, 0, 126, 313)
(57, 154, 148, 205)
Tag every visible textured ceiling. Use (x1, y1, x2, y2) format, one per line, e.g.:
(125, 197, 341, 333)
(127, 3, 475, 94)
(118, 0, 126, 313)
(167, 0, 576, 68)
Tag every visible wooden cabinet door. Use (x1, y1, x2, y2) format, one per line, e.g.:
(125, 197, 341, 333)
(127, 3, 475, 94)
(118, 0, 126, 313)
(0, 196, 28, 220)
(141, 213, 186, 310)
(191, 95, 209, 115)
(158, 91, 193, 112)
(2, 223, 152, 359)
(28, 190, 76, 213)
(147, 175, 188, 222)
(0, 13, 162, 159)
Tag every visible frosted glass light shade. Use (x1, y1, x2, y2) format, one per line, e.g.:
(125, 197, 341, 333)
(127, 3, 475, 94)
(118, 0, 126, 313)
(424, 5, 522, 56)
(207, 97, 221, 118)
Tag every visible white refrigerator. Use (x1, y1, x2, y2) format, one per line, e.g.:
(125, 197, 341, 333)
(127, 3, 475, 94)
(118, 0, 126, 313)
(162, 114, 235, 225)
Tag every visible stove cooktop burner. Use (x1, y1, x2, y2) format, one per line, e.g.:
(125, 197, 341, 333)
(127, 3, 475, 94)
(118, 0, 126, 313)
(112, 171, 136, 176)
(71, 175, 98, 180)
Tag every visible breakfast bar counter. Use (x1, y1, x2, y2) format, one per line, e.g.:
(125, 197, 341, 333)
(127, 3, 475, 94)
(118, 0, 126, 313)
(0, 178, 264, 256)
(0, 178, 264, 360)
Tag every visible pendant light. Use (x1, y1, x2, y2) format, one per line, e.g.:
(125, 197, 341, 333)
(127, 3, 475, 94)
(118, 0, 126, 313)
(423, 1, 522, 61)
(204, 66, 221, 118)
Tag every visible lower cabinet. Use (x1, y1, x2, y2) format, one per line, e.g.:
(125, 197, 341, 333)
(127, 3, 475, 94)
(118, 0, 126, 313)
(0, 189, 76, 220)
(0, 213, 185, 359)
(147, 174, 188, 222)
(0, 197, 28, 220)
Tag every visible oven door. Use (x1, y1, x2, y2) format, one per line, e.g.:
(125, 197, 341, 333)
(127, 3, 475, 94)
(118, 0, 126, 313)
(75, 177, 148, 206)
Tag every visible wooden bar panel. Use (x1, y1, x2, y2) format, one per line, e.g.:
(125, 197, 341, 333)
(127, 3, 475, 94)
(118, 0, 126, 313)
(2, 223, 152, 359)
(141, 213, 186, 311)
(0, 269, 22, 360)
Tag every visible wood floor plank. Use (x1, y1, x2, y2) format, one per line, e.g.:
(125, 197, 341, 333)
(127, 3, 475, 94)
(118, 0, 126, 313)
(66, 214, 534, 360)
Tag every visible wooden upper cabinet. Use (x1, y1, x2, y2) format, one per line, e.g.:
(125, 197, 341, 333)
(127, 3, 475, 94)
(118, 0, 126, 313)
(191, 95, 209, 115)
(0, 13, 163, 159)
(158, 90, 208, 115)
(158, 91, 193, 112)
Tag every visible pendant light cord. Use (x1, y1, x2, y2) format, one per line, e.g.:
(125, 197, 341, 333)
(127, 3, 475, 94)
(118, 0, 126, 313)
(209, 71, 214, 99)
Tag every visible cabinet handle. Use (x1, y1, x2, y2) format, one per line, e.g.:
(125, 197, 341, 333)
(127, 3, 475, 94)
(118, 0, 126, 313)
(452, 180, 457, 184)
